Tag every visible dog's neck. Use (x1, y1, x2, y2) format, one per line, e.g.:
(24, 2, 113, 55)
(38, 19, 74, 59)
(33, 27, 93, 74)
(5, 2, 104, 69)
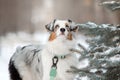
(46, 34, 75, 56)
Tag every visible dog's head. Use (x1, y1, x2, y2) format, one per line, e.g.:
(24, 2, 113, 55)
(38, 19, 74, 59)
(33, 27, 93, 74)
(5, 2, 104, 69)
(45, 19, 79, 41)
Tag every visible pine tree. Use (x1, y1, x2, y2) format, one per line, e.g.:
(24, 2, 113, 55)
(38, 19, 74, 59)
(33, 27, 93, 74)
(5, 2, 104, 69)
(71, 22, 120, 80)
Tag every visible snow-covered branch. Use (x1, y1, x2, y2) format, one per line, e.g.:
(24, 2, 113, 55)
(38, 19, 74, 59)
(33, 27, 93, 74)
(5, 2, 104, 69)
(100, 1, 120, 10)
(73, 22, 120, 79)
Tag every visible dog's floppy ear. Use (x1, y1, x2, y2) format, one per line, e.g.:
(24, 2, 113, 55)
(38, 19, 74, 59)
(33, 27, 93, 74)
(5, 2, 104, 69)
(68, 19, 79, 32)
(70, 26, 79, 32)
(45, 19, 56, 32)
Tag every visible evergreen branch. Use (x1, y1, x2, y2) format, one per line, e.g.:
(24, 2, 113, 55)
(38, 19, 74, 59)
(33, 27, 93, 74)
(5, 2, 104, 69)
(78, 43, 88, 53)
(67, 66, 106, 77)
(70, 48, 81, 54)
(66, 66, 94, 74)
(100, 1, 120, 11)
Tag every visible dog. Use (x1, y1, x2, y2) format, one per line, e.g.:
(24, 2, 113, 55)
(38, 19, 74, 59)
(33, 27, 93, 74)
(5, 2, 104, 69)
(9, 19, 79, 80)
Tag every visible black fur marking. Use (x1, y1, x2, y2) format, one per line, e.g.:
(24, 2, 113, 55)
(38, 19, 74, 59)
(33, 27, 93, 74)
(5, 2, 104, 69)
(33, 49, 40, 57)
(53, 19, 56, 24)
(52, 19, 56, 31)
(38, 58, 40, 62)
(70, 26, 78, 32)
(21, 45, 32, 50)
(9, 59, 22, 80)
(33, 50, 37, 57)
(68, 19, 72, 23)
(21, 46, 27, 50)
(36, 67, 40, 73)
(26, 49, 40, 65)
(34, 49, 41, 54)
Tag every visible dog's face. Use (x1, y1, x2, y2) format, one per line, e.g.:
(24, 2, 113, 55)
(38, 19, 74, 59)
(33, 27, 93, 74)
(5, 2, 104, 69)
(45, 19, 78, 41)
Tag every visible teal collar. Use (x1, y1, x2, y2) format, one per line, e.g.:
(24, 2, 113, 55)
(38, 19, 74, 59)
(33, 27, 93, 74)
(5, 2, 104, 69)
(55, 55, 66, 59)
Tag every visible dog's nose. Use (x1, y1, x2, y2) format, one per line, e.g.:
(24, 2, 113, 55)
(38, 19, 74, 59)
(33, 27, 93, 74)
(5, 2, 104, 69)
(60, 28, 65, 32)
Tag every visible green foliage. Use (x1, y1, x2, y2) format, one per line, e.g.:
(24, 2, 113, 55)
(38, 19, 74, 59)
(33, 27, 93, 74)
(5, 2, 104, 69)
(74, 22, 120, 80)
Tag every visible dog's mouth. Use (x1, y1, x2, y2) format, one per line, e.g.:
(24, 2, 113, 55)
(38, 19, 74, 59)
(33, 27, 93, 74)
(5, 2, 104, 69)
(60, 32, 65, 35)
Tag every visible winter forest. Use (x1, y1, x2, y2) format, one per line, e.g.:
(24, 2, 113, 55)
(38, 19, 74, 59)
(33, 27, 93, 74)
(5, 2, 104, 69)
(0, 0, 120, 80)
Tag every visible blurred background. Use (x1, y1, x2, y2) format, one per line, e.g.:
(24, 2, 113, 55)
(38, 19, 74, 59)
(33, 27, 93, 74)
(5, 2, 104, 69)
(0, 0, 120, 35)
(0, 0, 120, 80)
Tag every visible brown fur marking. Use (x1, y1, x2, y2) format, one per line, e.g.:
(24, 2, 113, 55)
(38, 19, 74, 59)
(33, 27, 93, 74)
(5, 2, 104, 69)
(67, 32, 73, 40)
(49, 32, 56, 41)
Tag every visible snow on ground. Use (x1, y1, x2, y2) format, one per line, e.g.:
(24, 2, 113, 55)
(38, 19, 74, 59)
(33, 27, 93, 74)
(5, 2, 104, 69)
(0, 31, 89, 80)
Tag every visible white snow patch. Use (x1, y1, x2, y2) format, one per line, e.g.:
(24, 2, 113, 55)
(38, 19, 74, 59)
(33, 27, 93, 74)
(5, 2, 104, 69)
(78, 59, 89, 69)
(101, 63, 107, 67)
(100, 69, 107, 73)
(110, 54, 120, 62)
(75, 75, 90, 80)
(90, 68, 107, 73)
(87, 22, 97, 28)
(90, 68, 97, 73)
(103, 47, 114, 55)
(80, 76, 90, 80)
(0, 58, 9, 80)
(102, 1, 116, 4)
(112, 36, 119, 42)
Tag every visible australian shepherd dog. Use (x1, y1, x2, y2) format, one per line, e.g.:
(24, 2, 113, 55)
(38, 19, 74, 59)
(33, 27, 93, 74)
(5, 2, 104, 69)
(9, 19, 79, 80)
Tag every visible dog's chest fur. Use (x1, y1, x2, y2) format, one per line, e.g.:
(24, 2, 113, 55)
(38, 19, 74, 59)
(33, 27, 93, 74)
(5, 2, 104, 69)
(41, 38, 77, 80)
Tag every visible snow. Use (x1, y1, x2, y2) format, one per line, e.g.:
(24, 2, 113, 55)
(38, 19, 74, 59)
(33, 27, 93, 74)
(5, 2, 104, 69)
(86, 22, 97, 28)
(0, 57, 10, 80)
(102, 1, 116, 4)
(110, 54, 120, 62)
(90, 68, 107, 74)
(78, 59, 89, 69)
(0, 31, 89, 80)
(74, 75, 90, 80)
(90, 68, 97, 73)
(100, 69, 107, 73)
(112, 36, 119, 41)
(79, 76, 90, 80)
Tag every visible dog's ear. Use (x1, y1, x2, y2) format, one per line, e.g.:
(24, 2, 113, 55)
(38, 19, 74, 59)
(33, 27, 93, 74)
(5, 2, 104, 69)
(68, 19, 79, 32)
(70, 26, 79, 32)
(45, 19, 56, 32)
